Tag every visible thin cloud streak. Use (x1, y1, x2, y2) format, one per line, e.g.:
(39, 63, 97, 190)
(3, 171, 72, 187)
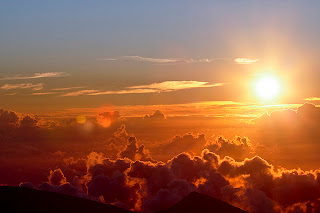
(60, 90, 101, 97)
(31, 92, 57, 96)
(304, 97, 320, 101)
(128, 81, 226, 91)
(0, 83, 44, 91)
(88, 88, 159, 96)
(0, 72, 69, 80)
(100, 56, 219, 64)
(52, 86, 85, 91)
(234, 58, 259, 64)
(62, 81, 226, 96)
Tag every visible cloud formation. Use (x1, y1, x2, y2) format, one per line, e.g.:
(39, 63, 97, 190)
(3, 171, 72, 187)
(63, 81, 225, 96)
(19, 145, 320, 213)
(100, 56, 217, 64)
(61, 90, 101, 97)
(1, 105, 320, 212)
(128, 81, 224, 91)
(0, 72, 69, 80)
(0, 83, 44, 91)
(234, 58, 259, 64)
(304, 97, 320, 101)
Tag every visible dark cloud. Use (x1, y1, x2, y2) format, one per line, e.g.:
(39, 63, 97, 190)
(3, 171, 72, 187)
(119, 136, 154, 162)
(1, 105, 320, 212)
(205, 136, 254, 160)
(144, 110, 166, 120)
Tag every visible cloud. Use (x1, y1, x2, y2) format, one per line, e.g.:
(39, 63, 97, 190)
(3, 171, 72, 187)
(234, 58, 259, 64)
(62, 81, 226, 96)
(144, 110, 166, 120)
(87, 88, 159, 96)
(60, 90, 101, 97)
(100, 56, 218, 64)
(0, 83, 43, 91)
(52, 86, 85, 91)
(128, 81, 225, 91)
(4, 92, 16, 96)
(0, 72, 69, 80)
(2, 114, 319, 213)
(31, 92, 57, 96)
(205, 136, 254, 160)
(48, 169, 67, 186)
(3, 104, 320, 212)
(304, 97, 320, 101)
(119, 136, 154, 162)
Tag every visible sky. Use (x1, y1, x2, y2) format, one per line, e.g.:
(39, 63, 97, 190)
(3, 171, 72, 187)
(1, 1, 320, 213)
(1, 0, 320, 114)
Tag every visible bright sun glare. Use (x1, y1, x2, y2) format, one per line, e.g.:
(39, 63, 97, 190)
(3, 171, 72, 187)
(255, 76, 280, 99)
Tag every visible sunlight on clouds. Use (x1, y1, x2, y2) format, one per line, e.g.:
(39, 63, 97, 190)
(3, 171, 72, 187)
(88, 88, 158, 96)
(100, 56, 218, 64)
(0, 72, 69, 80)
(76, 115, 86, 124)
(31, 92, 57, 96)
(304, 97, 320, 101)
(0, 83, 44, 91)
(128, 81, 225, 91)
(234, 58, 259, 64)
(61, 89, 101, 97)
(60, 81, 226, 97)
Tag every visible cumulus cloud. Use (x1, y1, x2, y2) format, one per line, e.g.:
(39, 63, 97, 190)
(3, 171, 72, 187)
(160, 133, 207, 156)
(205, 136, 254, 160)
(234, 58, 259, 64)
(100, 56, 218, 64)
(144, 110, 166, 120)
(0, 72, 69, 80)
(0, 83, 44, 91)
(2, 105, 320, 212)
(48, 169, 67, 186)
(119, 136, 154, 162)
(254, 103, 320, 129)
(16, 142, 320, 213)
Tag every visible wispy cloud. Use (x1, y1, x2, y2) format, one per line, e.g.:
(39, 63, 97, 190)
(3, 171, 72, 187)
(62, 81, 226, 96)
(52, 86, 85, 91)
(128, 81, 225, 91)
(234, 58, 259, 64)
(88, 89, 159, 96)
(0, 72, 69, 80)
(61, 90, 101, 97)
(31, 92, 57, 96)
(0, 83, 43, 91)
(4, 92, 16, 96)
(100, 56, 218, 64)
(304, 97, 320, 101)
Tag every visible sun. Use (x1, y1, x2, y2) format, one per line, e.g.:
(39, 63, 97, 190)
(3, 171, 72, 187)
(255, 76, 280, 99)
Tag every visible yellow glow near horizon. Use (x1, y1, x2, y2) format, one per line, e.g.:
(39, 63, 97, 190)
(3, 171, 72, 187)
(76, 115, 86, 124)
(255, 76, 280, 100)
